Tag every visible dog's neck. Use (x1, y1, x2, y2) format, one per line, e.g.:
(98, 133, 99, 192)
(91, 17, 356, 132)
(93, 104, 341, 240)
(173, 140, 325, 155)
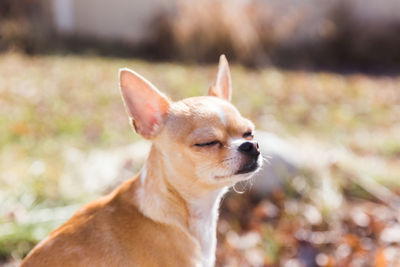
(186, 188, 227, 267)
(134, 145, 227, 267)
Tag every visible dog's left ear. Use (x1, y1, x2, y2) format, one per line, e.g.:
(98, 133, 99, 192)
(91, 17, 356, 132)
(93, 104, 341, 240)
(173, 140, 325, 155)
(208, 54, 232, 102)
(119, 68, 170, 139)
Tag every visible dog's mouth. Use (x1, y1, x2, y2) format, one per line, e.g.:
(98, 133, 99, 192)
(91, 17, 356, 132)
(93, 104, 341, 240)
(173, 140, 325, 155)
(235, 159, 259, 175)
(214, 156, 261, 179)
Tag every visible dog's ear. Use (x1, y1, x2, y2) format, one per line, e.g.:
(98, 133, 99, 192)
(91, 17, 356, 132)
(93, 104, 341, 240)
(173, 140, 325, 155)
(119, 68, 170, 139)
(208, 55, 232, 102)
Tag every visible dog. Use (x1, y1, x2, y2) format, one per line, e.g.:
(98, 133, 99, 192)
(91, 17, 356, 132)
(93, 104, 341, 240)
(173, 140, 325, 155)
(21, 55, 262, 267)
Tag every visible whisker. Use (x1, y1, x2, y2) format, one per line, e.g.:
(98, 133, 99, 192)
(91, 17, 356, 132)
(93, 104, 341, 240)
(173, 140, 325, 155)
(262, 155, 271, 165)
(248, 176, 255, 190)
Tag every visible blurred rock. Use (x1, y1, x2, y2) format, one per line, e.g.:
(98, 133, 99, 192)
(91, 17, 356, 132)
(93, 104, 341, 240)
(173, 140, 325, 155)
(251, 131, 302, 197)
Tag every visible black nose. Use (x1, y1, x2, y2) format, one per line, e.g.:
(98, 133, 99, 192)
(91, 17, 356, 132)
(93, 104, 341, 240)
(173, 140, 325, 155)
(238, 141, 260, 156)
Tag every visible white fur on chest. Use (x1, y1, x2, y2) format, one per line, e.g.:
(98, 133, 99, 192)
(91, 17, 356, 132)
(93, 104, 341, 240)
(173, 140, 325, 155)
(188, 188, 227, 267)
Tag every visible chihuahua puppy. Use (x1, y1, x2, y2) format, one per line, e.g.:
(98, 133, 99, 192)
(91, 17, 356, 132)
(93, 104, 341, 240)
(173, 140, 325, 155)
(21, 55, 262, 267)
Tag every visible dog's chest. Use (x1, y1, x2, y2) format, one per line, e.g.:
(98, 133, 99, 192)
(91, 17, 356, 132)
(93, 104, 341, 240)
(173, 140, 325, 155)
(188, 188, 226, 267)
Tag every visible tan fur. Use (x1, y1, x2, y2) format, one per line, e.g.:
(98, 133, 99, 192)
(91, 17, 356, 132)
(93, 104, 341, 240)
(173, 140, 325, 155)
(22, 178, 201, 267)
(22, 55, 261, 267)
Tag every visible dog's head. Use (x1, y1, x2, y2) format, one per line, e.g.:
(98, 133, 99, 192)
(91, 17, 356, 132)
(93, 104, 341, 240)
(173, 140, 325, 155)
(120, 55, 262, 191)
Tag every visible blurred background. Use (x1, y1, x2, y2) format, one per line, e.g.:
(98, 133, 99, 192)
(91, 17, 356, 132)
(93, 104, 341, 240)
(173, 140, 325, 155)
(1, 0, 400, 266)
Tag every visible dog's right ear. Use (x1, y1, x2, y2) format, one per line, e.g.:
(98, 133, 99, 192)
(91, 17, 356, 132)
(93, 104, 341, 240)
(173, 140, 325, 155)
(119, 68, 170, 139)
(208, 55, 232, 102)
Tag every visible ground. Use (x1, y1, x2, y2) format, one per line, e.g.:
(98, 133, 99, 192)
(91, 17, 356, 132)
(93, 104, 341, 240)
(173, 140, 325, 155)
(0, 52, 400, 266)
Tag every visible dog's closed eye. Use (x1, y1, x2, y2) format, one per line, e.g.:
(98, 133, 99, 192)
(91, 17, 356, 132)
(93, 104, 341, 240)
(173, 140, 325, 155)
(243, 131, 254, 139)
(194, 140, 221, 147)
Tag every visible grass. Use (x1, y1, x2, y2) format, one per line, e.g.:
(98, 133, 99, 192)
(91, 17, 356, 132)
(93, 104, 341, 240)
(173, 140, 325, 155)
(0, 51, 400, 264)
